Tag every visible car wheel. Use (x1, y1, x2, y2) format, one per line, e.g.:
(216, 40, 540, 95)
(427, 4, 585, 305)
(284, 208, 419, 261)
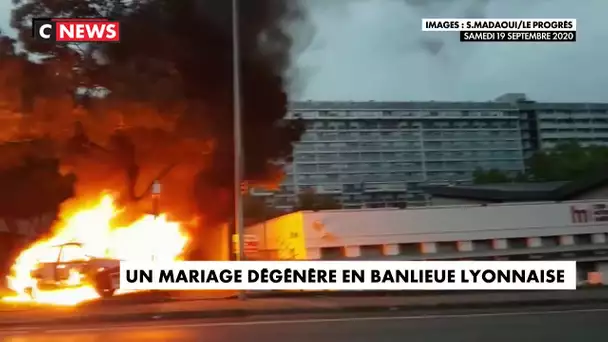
(96, 285, 116, 298)
(94, 271, 117, 298)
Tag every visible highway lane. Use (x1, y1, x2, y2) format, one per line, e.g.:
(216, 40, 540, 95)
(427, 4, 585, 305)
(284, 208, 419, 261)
(3, 307, 608, 342)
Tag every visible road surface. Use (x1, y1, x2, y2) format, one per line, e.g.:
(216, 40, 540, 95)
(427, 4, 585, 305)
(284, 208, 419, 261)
(2, 306, 607, 342)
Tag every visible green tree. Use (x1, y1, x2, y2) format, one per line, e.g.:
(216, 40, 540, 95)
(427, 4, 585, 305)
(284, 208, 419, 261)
(0, 150, 75, 237)
(472, 168, 512, 184)
(296, 188, 341, 211)
(472, 141, 608, 184)
(527, 141, 608, 181)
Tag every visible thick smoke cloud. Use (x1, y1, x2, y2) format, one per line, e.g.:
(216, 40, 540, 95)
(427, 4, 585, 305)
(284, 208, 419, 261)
(1, 0, 309, 258)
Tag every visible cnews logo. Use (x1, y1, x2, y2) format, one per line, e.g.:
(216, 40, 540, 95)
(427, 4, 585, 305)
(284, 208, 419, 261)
(32, 18, 120, 42)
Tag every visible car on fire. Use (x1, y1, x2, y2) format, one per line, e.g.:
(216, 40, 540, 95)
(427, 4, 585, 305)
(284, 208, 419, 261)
(27, 242, 120, 298)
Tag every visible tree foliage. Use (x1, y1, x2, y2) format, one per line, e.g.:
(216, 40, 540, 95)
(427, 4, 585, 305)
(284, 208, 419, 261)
(0, 147, 74, 220)
(0, 0, 310, 239)
(243, 194, 281, 226)
(472, 168, 513, 184)
(473, 141, 608, 184)
(526, 141, 608, 181)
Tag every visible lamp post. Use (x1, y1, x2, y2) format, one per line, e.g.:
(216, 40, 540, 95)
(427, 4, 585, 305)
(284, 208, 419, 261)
(151, 180, 161, 262)
(152, 180, 161, 218)
(232, 0, 247, 301)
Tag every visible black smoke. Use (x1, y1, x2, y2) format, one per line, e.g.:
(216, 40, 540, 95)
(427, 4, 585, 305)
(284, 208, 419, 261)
(3, 0, 310, 257)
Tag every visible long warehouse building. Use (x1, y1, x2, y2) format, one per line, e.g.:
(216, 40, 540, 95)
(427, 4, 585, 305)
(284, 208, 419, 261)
(245, 199, 608, 283)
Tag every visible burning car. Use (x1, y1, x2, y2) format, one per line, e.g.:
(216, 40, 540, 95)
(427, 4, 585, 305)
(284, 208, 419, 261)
(2, 194, 189, 306)
(27, 242, 120, 299)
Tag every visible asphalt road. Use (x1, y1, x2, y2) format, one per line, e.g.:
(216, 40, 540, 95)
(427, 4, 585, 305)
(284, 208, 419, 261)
(2, 306, 608, 342)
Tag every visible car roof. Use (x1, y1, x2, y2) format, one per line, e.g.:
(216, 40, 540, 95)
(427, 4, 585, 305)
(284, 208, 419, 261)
(52, 242, 84, 248)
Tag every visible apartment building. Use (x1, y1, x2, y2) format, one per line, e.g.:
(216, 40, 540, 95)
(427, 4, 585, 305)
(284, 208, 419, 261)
(262, 100, 525, 210)
(496, 93, 608, 157)
(256, 95, 608, 211)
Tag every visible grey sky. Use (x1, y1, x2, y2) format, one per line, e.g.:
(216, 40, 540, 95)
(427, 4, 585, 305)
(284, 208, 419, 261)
(298, 0, 608, 102)
(2, 0, 606, 103)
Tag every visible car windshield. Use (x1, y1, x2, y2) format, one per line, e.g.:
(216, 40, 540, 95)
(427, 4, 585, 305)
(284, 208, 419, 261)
(36, 246, 60, 263)
(60, 244, 89, 263)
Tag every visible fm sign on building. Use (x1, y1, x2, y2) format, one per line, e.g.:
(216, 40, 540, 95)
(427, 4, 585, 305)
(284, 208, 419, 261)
(571, 203, 608, 223)
(32, 18, 120, 42)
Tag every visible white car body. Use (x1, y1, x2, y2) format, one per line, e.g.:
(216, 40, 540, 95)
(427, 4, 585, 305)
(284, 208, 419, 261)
(29, 242, 121, 298)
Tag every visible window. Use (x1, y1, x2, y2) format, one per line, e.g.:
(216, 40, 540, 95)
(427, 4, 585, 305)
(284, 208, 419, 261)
(541, 236, 560, 247)
(299, 164, 316, 172)
(60, 245, 89, 262)
(295, 154, 314, 162)
(38, 246, 61, 263)
(436, 241, 458, 254)
(399, 243, 421, 256)
(360, 245, 383, 258)
(472, 240, 493, 251)
(574, 234, 593, 245)
(507, 238, 527, 249)
(320, 247, 343, 260)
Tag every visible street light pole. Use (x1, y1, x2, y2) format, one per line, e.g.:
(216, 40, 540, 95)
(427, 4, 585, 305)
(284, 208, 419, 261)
(151, 180, 161, 262)
(232, 0, 247, 301)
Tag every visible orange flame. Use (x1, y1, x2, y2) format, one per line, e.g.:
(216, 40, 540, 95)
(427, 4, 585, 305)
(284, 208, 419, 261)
(2, 194, 189, 306)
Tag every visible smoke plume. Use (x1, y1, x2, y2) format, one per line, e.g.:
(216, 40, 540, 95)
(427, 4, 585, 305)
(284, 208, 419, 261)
(1, 0, 309, 258)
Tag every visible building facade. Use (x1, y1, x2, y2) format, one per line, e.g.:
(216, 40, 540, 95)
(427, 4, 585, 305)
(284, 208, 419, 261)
(255, 95, 608, 211)
(261, 100, 525, 210)
(245, 199, 608, 283)
(496, 93, 608, 157)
